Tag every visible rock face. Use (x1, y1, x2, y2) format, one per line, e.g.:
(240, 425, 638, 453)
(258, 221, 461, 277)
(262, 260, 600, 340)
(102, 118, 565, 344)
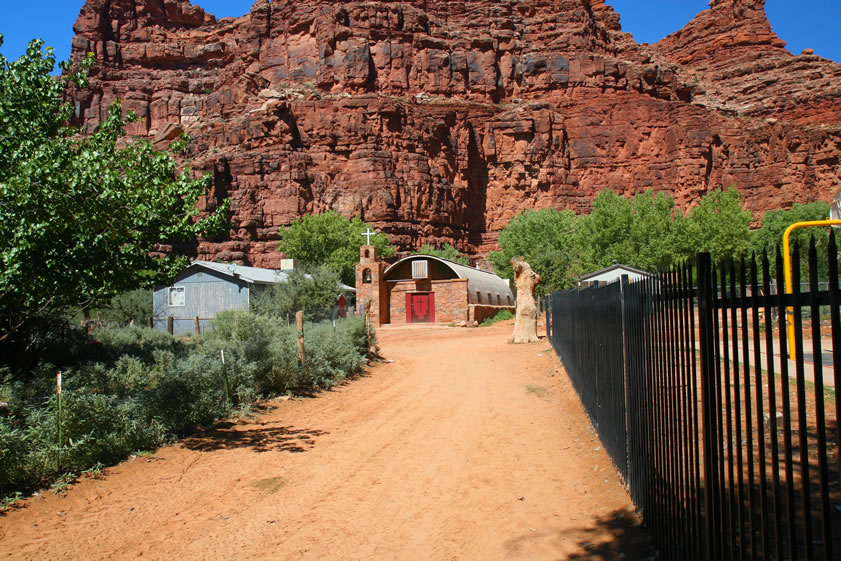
(67, 0, 841, 266)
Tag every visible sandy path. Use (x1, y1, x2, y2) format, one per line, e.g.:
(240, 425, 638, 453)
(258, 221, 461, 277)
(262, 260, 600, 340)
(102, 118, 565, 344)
(0, 321, 651, 560)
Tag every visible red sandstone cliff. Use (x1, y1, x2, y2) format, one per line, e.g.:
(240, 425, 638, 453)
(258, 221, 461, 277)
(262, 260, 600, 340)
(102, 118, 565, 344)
(66, 0, 841, 265)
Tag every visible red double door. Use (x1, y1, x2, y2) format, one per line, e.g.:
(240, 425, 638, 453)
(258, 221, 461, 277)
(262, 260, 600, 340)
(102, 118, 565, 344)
(406, 292, 435, 323)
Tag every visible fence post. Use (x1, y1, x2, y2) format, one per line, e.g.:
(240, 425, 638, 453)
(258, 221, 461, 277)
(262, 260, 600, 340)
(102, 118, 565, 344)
(545, 294, 551, 342)
(619, 274, 632, 484)
(194, 316, 201, 336)
(146, 317, 152, 329)
(167, 316, 174, 335)
(296, 311, 305, 367)
(696, 252, 718, 558)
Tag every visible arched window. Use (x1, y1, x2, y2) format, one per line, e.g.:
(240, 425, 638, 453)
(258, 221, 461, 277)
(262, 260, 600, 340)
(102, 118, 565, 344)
(476, 291, 482, 304)
(363, 269, 372, 283)
(364, 249, 370, 259)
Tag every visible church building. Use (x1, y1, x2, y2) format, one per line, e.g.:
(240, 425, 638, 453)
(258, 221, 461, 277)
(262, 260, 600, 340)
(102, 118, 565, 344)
(355, 245, 515, 326)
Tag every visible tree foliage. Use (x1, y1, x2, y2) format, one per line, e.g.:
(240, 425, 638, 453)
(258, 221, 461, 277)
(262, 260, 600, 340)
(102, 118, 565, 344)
(751, 201, 831, 277)
(0, 37, 229, 343)
(414, 243, 469, 265)
(277, 211, 394, 284)
(87, 289, 152, 325)
(490, 187, 783, 293)
(489, 209, 583, 294)
(684, 187, 752, 265)
(580, 190, 687, 272)
(250, 266, 346, 322)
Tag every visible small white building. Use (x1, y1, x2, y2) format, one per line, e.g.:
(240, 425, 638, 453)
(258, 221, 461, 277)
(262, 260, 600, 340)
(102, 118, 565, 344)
(577, 264, 653, 289)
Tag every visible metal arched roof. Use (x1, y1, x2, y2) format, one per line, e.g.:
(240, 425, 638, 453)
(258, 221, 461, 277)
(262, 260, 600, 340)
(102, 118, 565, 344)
(384, 255, 514, 301)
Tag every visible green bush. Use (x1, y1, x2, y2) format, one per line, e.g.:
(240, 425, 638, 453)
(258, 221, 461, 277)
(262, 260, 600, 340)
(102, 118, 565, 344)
(0, 419, 29, 492)
(92, 325, 185, 364)
(94, 289, 152, 325)
(145, 350, 228, 435)
(251, 266, 347, 322)
(480, 309, 515, 326)
(300, 319, 368, 389)
(0, 312, 371, 498)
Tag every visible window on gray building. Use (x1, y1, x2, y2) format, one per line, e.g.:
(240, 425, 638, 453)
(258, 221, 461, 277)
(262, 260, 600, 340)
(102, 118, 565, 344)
(169, 286, 186, 307)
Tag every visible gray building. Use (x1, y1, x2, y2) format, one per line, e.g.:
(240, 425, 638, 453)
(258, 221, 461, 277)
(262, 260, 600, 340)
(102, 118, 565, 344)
(576, 264, 653, 289)
(153, 261, 290, 335)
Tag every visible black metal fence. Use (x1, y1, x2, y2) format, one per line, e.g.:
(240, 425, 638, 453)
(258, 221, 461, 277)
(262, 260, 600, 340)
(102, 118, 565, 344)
(548, 237, 841, 561)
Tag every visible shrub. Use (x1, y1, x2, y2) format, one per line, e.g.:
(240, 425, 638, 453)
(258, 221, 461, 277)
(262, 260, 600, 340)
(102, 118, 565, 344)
(0, 418, 29, 493)
(146, 350, 228, 435)
(251, 266, 347, 322)
(0, 312, 372, 499)
(94, 289, 153, 325)
(92, 325, 185, 364)
(480, 309, 515, 326)
(300, 319, 368, 389)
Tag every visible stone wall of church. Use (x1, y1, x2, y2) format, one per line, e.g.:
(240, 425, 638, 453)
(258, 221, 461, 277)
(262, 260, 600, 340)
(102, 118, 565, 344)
(387, 279, 468, 324)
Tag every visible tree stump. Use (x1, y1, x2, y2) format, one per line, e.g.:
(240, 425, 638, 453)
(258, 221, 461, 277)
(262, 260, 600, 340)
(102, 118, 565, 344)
(511, 257, 540, 343)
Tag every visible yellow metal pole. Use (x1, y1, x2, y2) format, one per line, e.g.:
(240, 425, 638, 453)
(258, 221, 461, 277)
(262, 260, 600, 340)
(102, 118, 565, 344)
(781, 219, 841, 359)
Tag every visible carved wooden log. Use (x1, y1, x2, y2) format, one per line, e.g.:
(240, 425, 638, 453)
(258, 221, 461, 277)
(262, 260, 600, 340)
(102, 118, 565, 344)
(511, 257, 541, 343)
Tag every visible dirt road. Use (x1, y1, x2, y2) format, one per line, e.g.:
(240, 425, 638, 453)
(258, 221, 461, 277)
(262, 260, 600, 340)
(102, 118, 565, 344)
(0, 321, 652, 560)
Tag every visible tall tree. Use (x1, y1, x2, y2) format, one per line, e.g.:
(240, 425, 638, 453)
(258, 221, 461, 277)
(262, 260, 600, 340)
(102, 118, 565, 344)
(684, 187, 752, 265)
(277, 211, 394, 284)
(751, 201, 831, 278)
(578, 190, 634, 269)
(0, 37, 229, 344)
(251, 266, 346, 322)
(579, 189, 687, 272)
(489, 208, 583, 294)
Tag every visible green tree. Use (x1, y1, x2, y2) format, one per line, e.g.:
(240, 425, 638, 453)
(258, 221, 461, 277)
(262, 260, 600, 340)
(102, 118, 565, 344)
(751, 201, 831, 278)
(88, 289, 152, 325)
(414, 243, 469, 265)
(578, 190, 634, 269)
(578, 189, 688, 272)
(0, 37, 229, 343)
(251, 266, 346, 322)
(684, 187, 753, 264)
(489, 208, 583, 294)
(277, 211, 394, 284)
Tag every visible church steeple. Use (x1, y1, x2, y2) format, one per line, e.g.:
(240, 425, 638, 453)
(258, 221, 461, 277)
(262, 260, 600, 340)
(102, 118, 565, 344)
(355, 234, 388, 326)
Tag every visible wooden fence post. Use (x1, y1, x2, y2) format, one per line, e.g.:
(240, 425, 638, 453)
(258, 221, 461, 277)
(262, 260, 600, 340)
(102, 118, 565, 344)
(146, 317, 152, 329)
(296, 311, 305, 366)
(363, 300, 372, 359)
(167, 316, 174, 335)
(194, 316, 201, 336)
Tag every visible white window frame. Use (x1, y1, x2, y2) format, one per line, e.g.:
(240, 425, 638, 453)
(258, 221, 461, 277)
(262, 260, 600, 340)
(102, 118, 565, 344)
(412, 260, 429, 279)
(168, 286, 186, 307)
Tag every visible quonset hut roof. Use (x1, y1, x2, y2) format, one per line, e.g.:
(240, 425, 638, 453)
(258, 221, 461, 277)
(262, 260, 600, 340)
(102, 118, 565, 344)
(384, 255, 514, 301)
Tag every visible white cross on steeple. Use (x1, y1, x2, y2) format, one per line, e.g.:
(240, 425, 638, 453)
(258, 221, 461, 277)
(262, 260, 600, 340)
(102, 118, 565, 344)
(362, 227, 376, 245)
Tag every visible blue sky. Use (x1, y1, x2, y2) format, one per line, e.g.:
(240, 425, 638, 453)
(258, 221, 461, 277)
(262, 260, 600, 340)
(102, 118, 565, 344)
(1, 1, 839, 68)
